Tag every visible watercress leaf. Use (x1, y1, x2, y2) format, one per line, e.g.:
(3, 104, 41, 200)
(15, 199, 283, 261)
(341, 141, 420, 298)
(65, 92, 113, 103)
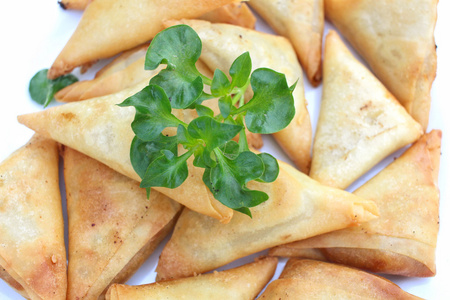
(206, 150, 268, 214)
(219, 140, 239, 160)
(130, 135, 178, 179)
(145, 25, 202, 71)
(237, 68, 295, 134)
(211, 69, 231, 97)
(234, 207, 252, 217)
(193, 148, 216, 168)
(150, 70, 203, 109)
(29, 69, 78, 107)
(140, 149, 191, 189)
(119, 85, 183, 141)
(229, 52, 252, 88)
(256, 153, 279, 183)
(188, 116, 242, 152)
(195, 104, 214, 117)
(177, 125, 197, 148)
(145, 25, 204, 109)
(218, 95, 233, 119)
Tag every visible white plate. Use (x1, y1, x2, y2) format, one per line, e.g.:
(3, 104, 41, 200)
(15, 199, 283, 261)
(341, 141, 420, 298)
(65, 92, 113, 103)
(1, 1, 449, 299)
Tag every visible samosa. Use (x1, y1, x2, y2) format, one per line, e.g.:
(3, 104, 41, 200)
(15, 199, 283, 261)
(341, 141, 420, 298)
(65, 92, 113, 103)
(309, 31, 422, 189)
(155, 159, 378, 280)
(325, 0, 438, 129)
(18, 82, 235, 223)
(106, 257, 277, 300)
(48, 0, 239, 78)
(248, 0, 324, 86)
(0, 135, 66, 299)
(63, 147, 182, 300)
(55, 44, 156, 102)
(270, 130, 441, 277)
(166, 19, 312, 173)
(200, 2, 256, 29)
(257, 259, 422, 299)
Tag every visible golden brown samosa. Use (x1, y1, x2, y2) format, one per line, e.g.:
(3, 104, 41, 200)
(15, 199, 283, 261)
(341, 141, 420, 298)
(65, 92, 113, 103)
(55, 44, 155, 102)
(249, 0, 324, 86)
(106, 257, 277, 300)
(270, 130, 441, 277)
(58, 0, 91, 10)
(63, 147, 182, 300)
(18, 83, 235, 223)
(200, 2, 256, 29)
(325, 0, 438, 129)
(0, 135, 66, 299)
(166, 19, 312, 173)
(155, 159, 378, 280)
(257, 259, 422, 299)
(309, 31, 422, 189)
(48, 0, 239, 79)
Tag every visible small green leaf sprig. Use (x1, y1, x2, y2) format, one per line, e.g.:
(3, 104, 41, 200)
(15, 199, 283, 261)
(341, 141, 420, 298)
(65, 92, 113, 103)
(29, 69, 78, 107)
(120, 25, 296, 217)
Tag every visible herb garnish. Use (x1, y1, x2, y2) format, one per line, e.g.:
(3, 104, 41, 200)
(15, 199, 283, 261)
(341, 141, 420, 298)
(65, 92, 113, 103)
(120, 25, 296, 217)
(29, 69, 78, 107)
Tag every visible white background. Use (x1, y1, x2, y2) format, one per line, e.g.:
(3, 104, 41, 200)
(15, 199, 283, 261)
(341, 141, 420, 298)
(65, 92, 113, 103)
(0, 1, 449, 299)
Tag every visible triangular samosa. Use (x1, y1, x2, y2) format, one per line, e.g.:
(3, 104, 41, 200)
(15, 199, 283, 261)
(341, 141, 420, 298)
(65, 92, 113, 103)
(55, 44, 157, 102)
(48, 0, 239, 78)
(63, 147, 182, 300)
(155, 159, 378, 280)
(257, 259, 422, 299)
(200, 2, 256, 29)
(270, 130, 441, 277)
(309, 31, 422, 189)
(18, 83, 235, 223)
(106, 257, 277, 300)
(248, 0, 324, 86)
(166, 19, 312, 173)
(325, 0, 438, 129)
(0, 135, 66, 299)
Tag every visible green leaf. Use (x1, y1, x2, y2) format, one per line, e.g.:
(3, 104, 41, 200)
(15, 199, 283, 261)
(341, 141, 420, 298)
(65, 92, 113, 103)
(193, 147, 216, 168)
(256, 153, 279, 183)
(219, 140, 240, 160)
(145, 25, 204, 109)
(211, 69, 231, 97)
(29, 69, 78, 107)
(130, 135, 178, 179)
(229, 52, 252, 88)
(237, 68, 295, 134)
(150, 71, 203, 109)
(218, 95, 233, 119)
(195, 104, 214, 117)
(188, 116, 242, 152)
(140, 149, 191, 189)
(119, 85, 183, 141)
(203, 150, 269, 216)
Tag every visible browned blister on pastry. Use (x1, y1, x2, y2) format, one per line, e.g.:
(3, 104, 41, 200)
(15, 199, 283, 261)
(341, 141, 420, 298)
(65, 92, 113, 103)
(271, 130, 442, 277)
(249, 0, 324, 86)
(63, 147, 182, 300)
(257, 259, 422, 299)
(325, 0, 438, 129)
(106, 257, 277, 300)
(0, 135, 66, 299)
(309, 31, 422, 189)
